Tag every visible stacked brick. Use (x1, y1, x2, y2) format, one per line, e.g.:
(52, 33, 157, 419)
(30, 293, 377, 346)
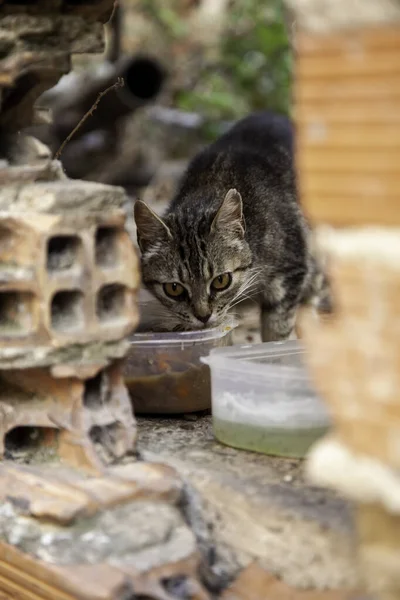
(0, 0, 140, 475)
(0, 3, 213, 599)
(0, 173, 140, 472)
(287, 1, 400, 599)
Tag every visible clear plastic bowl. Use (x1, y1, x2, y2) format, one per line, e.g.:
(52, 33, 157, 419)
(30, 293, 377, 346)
(202, 340, 330, 458)
(124, 320, 235, 414)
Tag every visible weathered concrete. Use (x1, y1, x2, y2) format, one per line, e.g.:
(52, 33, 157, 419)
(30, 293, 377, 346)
(138, 415, 360, 591)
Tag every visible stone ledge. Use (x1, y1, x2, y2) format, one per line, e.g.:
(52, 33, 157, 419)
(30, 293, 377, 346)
(137, 415, 360, 591)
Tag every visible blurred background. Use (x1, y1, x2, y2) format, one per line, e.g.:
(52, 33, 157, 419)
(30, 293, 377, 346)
(30, 0, 292, 343)
(35, 0, 292, 204)
(122, 0, 292, 142)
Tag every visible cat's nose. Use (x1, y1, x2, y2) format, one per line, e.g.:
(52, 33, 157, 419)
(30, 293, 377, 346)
(195, 312, 212, 324)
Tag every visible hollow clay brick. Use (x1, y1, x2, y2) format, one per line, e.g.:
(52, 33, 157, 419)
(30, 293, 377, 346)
(0, 179, 140, 365)
(0, 361, 137, 473)
(0, 4, 212, 599)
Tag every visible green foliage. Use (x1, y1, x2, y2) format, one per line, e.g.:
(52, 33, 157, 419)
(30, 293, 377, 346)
(175, 0, 291, 123)
(138, 0, 291, 134)
(140, 0, 188, 39)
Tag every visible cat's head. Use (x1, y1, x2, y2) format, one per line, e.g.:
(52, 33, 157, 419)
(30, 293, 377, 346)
(134, 189, 255, 330)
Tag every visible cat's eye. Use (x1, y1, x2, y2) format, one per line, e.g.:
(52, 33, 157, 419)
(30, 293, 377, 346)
(211, 273, 232, 291)
(163, 282, 185, 299)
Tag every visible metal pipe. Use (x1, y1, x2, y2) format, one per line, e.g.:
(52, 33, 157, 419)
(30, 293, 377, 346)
(52, 55, 165, 141)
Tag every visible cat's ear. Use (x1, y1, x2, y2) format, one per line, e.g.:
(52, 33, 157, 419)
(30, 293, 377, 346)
(134, 200, 172, 253)
(211, 188, 245, 236)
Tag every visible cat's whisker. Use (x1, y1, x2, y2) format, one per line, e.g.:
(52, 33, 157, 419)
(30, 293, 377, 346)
(229, 277, 259, 303)
(226, 292, 259, 312)
(226, 275, 262, 309)
(228, 293, 259, 311)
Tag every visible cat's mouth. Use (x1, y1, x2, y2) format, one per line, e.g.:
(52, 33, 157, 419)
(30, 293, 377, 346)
(190, 313, 225, 331)
(171, 318, 220, 332)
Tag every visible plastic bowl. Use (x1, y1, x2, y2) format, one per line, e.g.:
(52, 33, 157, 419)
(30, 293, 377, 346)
(124, 320, 236, 414)
(203, 340, 330, 458)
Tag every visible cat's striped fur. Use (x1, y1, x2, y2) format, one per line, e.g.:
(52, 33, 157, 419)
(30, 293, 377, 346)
(135, 111, 330, 340)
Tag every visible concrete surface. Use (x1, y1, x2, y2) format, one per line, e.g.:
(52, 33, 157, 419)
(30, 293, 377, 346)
(137, 414, 360, 591)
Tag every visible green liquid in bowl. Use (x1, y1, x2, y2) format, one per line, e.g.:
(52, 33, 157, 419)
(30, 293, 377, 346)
(213, 417, 328, 458)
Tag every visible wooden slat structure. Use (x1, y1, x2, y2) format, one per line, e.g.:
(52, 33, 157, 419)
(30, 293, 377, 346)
(296, 26, 400, 227)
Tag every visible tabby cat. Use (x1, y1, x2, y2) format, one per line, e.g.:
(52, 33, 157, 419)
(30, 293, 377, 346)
(134, 111, 329, 341)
